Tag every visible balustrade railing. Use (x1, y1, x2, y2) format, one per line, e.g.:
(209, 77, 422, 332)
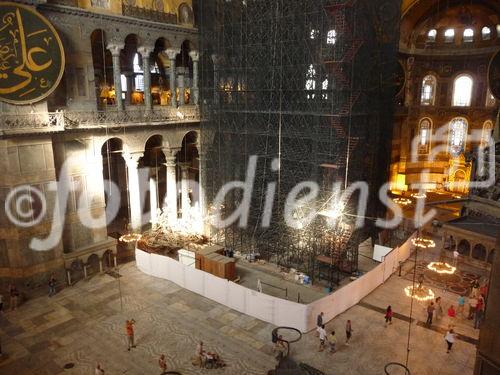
(0, 106, 199, 133)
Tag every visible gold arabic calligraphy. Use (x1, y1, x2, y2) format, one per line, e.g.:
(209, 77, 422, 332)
(0, 2, 64, 104)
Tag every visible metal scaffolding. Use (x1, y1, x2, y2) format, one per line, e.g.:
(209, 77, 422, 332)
(199, 0, 400, 283)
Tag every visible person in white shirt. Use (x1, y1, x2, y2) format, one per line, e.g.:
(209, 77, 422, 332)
(318, 325, 327, 352)
(453, 250, 459, 267)
(445, 329, 456, 353)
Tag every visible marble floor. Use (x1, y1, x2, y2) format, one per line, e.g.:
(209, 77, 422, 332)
(0, 257, 478, 375)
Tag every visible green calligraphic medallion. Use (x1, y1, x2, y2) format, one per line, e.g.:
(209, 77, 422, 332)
(0, 2, 65, 104)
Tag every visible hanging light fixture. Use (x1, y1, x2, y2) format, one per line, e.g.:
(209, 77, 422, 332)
(411, 192, 427, 199)
(404, 285, 435, 301)
(393, 197, 412, 206)
(427, 261, 456, 275)
(411, 236, 435, 249)
(119, 232, 142, 243)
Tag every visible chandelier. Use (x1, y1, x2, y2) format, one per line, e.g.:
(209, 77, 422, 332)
(427, 261, 456, 275)
(404, 285, 435, 301)
(411, 192, 427, 199)
(393, 197, 412, 206)
(119, 232, 142, 243)
(411, 237, 435, 249)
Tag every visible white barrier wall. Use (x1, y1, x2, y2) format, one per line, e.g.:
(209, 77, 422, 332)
(135, 248, 309, 332)
(135, 233, 415, 333)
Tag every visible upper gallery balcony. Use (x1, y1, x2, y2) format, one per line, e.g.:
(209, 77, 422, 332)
(0, 105, 199, 135)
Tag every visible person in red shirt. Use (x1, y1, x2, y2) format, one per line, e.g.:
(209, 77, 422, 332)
(385, 306, 393, 327)
(447, 305, 456, 318)
(125, 319, 136, 351)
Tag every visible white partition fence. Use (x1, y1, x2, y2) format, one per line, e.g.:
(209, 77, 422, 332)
(135, 233, 415, 333)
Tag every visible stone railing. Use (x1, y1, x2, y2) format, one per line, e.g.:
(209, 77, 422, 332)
(122, 4, 177, 24)
(0, 106, 200, 134)
(0, 111, 65, 134)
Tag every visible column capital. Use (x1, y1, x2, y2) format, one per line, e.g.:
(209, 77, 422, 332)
(165, 156, 176, 167)
(165, 48, 181, 60)
(162, 147, 180, 159)
(107, 43, 125, 56)
(123, 152, 143, 167)
(189, 50, 200, 62)
(211, 54, 224, 66)
(138, 45, 155, 58)
(179, 162, 190, 171)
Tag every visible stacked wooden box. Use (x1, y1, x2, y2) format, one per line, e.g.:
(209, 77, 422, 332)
(195, 245, 236, 281)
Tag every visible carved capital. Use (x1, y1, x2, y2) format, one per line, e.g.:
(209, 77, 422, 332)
(164, 48, 181, 61)
(138, 45, 155, 59)
(123, 152, 143, 168)
(162, 147, 180, 160)
(107, 43, 125, 57)
(211, 54, 224, 66)
(189, 50, 200, 62)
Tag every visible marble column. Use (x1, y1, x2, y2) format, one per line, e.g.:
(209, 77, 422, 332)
(165, 153, 178, 224)
(124, 71, 134, 105)
(179, 163, 190, 217)
(177, 68, 186, 106)
(124, 152, 144, 231)
(107, 43, 125, 111)
(138, 46, 154, 111)
(189, 50, 199, 105)
(164, 48, 180, 107)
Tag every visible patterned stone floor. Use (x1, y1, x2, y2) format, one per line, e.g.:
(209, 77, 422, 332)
(0, 258, 478, 375)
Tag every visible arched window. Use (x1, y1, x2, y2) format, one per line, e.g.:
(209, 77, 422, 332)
(444, 28, 455, 43)
(133, 53, 144, 91)
(327, 29, 337, 45)
(427, 29, 437, 42)
(449, 117, 468, 157)
(310, 29, 319, 39)
(321, 78, 329, 99)
(482, 26, 491, 40)
(420, 75, 437, 105)
(452, 75, 473, 106)
(463, 28, 474, 42)
(497, 24, 500, 38)
(418, 118, 432, 154)
(305, 64, 316, 99)
(481, 120, 494, 146)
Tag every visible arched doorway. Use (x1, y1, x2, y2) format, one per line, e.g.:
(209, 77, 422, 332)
(472, 244, 487, 261)
(152, 37, 172, 106)
(139, 135, 166, 226)
(488, 249, 495, 264)
(101, 138, 129, 234)
(90, 29, 113, 109)
(178, 131, 200, 209)
(457, 239, 471, 256)
(177, 40, 193, 104)
(87, 254, 100, 276)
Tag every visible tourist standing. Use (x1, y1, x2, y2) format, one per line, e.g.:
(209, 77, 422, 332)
(453, 249, 459, 267)
(48, 274, 57, 297)
(426, 302, 435, 326)
(196, 341, 205, 367)
(318, 325, 327, 352)
(316, 312, 324, 336)
(457, 295, 466, 317)
(125, 319, 136, 351)
(159, 354, 168, 374)
(327, 330, 337, 353)
(435, 297, 444, 320)
(345, 320, 353, 345)
(468, 295, 478, 320)
(474, 296, 485, 329)
(444, 329, 456, 353)
(385, 305, 393, 327)
(95, 363, 105, 375)
(8, 283, 19, 311)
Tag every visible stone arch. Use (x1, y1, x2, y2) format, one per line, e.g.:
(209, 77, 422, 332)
(177, 131, 200, 206)
(87, 253, 100, 275)
(70, 259, 84, 283)
(103, 249, 115, 269)
(91, 29, 113, 109)
(457, 239, 471, 256)
(140, 134, 167, 218)
(472, 243, 487, 261)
